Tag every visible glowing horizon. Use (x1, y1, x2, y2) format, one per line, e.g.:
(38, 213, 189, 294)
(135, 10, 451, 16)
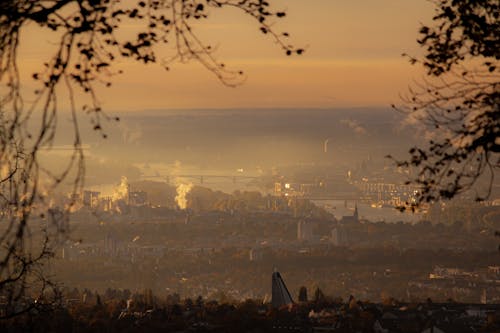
(19, 0, 434, 111)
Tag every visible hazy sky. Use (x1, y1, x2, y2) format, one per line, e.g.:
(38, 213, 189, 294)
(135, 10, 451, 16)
(20, 0, 434, 110)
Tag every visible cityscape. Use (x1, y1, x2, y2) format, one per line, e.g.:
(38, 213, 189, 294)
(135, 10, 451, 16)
(0, 0, 499, 332)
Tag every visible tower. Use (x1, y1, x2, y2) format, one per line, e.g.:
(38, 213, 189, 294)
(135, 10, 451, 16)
(297, 220, 313, 241)
(353, 202, 359, 222)
(272, 270, 293, 308)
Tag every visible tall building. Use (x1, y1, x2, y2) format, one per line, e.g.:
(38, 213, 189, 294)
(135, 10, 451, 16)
(129, 190, 148, 206)
(104, 232, 118, 256)
(297, 220, 314, 241)
(83, 190, 100, 208)
(331, 226, 349, 246)
(272, 270, 293, 308)
(249, 247, 263, 262)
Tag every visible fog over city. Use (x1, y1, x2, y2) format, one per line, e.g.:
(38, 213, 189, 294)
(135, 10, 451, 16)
(41, 107, 426, 221)
(35, 107, 499, 301)
(1, 1, 499, 332)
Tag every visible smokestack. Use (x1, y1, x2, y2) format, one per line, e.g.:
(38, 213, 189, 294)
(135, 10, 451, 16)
(324, 138, 330, 153)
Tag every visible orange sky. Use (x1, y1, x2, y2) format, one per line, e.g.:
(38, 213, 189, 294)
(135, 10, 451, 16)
(19, 0, 435, 111)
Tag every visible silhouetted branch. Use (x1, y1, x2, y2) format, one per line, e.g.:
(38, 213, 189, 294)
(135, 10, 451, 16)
(393, 0, 499, 210)
(0, 0, 301, 318)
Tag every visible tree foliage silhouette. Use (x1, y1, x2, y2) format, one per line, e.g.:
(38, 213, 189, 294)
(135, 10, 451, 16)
(298, 286, 307, 303)
(393, 0, 499, 209)
(0, 0, 300, 317)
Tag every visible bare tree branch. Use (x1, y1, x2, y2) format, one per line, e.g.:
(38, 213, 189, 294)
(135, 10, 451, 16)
(0, 0, 301, 317)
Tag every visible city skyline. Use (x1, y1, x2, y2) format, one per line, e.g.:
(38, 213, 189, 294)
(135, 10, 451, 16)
(1, 1, 498, 329)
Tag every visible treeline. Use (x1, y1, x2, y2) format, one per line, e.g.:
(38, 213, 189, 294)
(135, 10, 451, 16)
(3, 287, 500, 333)
(130, 180, 331, 217)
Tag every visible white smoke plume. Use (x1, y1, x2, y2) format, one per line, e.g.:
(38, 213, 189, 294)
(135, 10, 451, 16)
(172, 160, 182, 173)
(340, 118, 367, 135)
(175, 182, 193, 210)
(113, 176, 129, 203)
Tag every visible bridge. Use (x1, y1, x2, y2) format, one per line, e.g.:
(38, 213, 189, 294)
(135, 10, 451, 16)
(140, 174, 260, 184)
(302, 195, 361, 201)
